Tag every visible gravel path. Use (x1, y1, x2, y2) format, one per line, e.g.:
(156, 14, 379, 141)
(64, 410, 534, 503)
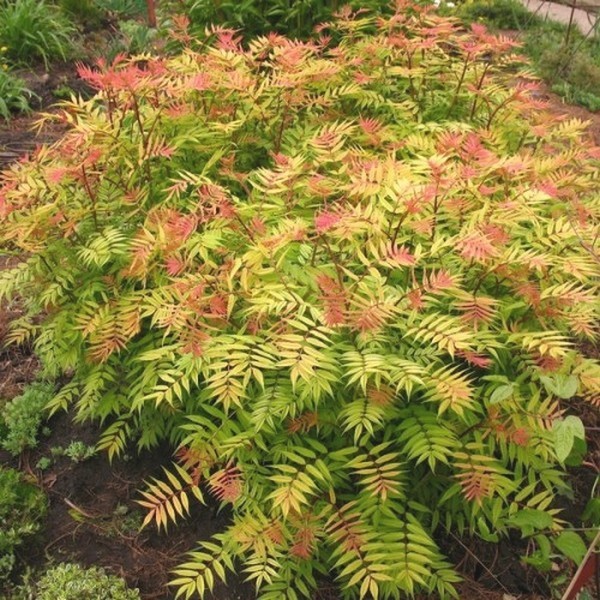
(519, 0, 599, 35)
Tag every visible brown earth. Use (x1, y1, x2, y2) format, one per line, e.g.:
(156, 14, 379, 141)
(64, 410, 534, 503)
(537, 80, 600, 144)
(0, 63, 91, 166)
(0, 414, 250, 600)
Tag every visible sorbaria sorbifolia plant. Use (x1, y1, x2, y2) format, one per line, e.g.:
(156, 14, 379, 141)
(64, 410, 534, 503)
(0, 2, 598, 598)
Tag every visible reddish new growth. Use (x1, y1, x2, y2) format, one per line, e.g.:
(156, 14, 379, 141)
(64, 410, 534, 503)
(316, 274, 347, 327)
(315, 211, 342, 233)
(208, 465, 243, 503)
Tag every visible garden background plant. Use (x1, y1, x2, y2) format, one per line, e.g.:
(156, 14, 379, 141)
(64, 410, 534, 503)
(0, 0, 75, 68)
(0, 468, 47, 582)
(452, 0, 600, 111)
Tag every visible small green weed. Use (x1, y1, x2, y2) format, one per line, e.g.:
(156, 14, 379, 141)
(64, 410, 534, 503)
(0, 468, 47, 582)
(0, 382, 54, 456)
(51, 440, 96, 463)
(34, 456, 52, 471)
(110, 504, 143, 536)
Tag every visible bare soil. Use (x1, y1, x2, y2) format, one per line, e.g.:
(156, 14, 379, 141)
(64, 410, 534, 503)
(0, 414, 250, 600)
(536, 80, 600, 143)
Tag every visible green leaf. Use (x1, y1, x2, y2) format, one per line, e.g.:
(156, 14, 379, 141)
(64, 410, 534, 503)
(522, 552, 552, 572)
(553, 531, 587, 564)
(489, 383, 514, 404)
(509, 509, 553, 536)
(540, 375, 578, 399)
(523, 536, 553, 572)
(553, 416, 585, 462)
(582, 497, 600, 526)
(564, 436, 587, 467)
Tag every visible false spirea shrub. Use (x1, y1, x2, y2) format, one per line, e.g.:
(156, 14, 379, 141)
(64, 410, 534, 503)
(1, 3, 599, 598)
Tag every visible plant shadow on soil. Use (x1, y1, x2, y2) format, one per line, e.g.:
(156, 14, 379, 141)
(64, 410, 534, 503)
(0, 409, 252, 600)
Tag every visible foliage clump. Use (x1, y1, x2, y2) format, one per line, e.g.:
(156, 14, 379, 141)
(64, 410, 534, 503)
(0, 63, 32, 120)
(453, 0, 538, 30)
(51, 440, 97, 462)
(0, 2, 599, 598)
(34, 563, 141, 600)
(0, 0, 75, 67)
(0, 468, 47, 581)
(0, 382, 54, 456)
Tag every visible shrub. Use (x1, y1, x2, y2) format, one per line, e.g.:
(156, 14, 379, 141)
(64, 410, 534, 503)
(0, 468, 47, 581)
(58, 0, 103, 26)
(0, 382, 54, 455)
(0, 4, 598, 598)
(118, 20, 158, 54)
(95, 0, 147, 18)
(35, 563, 140, 600)
(0, 0, 75, 67)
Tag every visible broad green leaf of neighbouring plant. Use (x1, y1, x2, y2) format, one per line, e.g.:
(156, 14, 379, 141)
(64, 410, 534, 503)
(540, 374, 579, 399)
(553, 416, 586, 463)
(553, 531, 587, 565)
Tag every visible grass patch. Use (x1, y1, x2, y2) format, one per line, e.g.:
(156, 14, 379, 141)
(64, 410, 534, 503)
(0, 0, 75, 67)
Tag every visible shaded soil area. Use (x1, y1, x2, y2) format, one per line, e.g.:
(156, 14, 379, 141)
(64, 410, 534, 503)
(0, 255, 39, 401)
(0, 413, 249, 600)
(0, 64, 91, 166)
(536, 80, 600, 143)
